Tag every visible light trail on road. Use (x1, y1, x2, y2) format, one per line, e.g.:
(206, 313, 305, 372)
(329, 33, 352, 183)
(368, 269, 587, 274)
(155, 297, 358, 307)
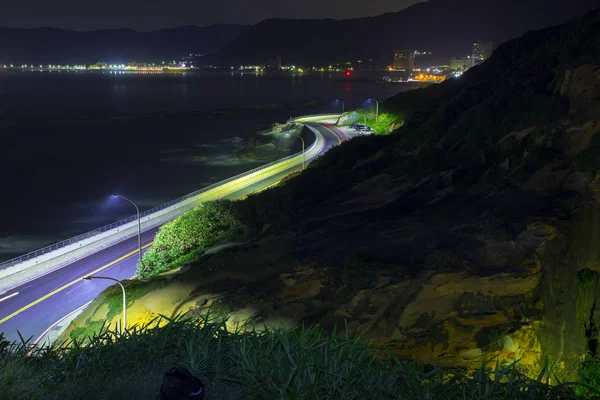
(0, 120, 347, 343)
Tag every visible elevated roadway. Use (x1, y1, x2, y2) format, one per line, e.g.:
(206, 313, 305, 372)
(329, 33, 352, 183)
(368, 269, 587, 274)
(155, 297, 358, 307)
(0, 117, 351, 344)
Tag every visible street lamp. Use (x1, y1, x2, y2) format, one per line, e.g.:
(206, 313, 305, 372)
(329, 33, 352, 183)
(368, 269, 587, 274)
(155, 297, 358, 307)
(336, 99, 345, 113)
(369, 98, 379, 125)
(84, 275, 127, 333)
(287, 133, 305, 170)
(113, 194, 142, 262)
(295, 135, 305, 170)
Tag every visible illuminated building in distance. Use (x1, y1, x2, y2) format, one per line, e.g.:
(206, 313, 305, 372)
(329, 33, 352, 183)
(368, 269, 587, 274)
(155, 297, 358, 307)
(266, 55, 282, 71)
(472, 41, 494, 62)
(393, 49, 416, 71)
(449, 56, 475, 70)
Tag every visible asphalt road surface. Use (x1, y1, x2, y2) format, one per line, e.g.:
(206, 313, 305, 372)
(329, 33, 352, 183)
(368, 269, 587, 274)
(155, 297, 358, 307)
(0, 122, 351, 344)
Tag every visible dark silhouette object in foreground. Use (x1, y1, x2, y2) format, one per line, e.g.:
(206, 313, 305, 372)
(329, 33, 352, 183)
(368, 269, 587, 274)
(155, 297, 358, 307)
(157, 367, 205, 400)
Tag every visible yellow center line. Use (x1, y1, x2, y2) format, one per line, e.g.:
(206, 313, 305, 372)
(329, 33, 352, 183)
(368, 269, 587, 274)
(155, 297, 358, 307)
(0, 242, 153, 325)
(319, 123, 342, 144)
(0, 131, 323, 327)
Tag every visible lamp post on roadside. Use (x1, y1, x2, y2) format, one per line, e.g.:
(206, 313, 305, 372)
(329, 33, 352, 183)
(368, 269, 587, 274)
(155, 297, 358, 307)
(83, 275, 126, 333)
(336, 99, 345, 113)
(369, 98, 379, 125)
(287, 133, 305, 170)
(294, 134, 305, 170)
(113, 194, 142, 262)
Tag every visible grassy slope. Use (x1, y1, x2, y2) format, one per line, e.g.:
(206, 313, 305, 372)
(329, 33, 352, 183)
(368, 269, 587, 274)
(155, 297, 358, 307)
(0, 315, 591, 400)
(4, 8, 600, 400)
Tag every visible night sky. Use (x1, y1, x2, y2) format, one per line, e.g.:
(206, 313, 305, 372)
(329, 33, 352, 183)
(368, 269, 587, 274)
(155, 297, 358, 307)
(0, 0, 424, 31)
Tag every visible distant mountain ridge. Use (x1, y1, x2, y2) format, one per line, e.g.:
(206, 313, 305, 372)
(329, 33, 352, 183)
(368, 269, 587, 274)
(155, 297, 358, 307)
(1, 0, 597, 66)
(218, 0, 599, 65)
(0, 24, 249, 64)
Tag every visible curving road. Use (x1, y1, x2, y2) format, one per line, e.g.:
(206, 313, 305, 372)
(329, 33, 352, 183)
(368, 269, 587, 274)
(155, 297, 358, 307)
(0, 121, 353, 344)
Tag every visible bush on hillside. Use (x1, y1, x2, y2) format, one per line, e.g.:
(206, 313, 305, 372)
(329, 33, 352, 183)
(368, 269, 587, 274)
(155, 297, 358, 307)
(137, 200, 242, 278)
(579, 361, 600, 398)
(339, 109, 402, 134)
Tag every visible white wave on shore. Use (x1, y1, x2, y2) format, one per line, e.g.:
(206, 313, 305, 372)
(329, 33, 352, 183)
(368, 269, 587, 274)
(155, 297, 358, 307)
(160, 154, 264, 166)
(160, 136, 260, 166)
(221, 136, 245, 144)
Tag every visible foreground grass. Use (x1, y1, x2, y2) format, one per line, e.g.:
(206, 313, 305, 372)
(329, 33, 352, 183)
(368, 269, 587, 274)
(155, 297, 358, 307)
(0, 314, 595, 400)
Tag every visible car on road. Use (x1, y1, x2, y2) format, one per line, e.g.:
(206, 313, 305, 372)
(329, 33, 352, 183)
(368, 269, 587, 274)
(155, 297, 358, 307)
(357, 125, 375, 131)
(356, 126, 376, 136)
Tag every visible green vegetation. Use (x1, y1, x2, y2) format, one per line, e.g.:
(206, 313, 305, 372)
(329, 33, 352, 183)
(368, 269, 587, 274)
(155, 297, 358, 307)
(338, 109, 403, 135)
(68, 320, 106, 341)
(136, 8, 599, 284)
(12, 11, 596, 399)
(106, 279, 170, 320)
(577, 269, 598, 288)
(579, 361, 600, 398)
(475, 325, 513, 353)
(0, 314, 595, 400)
(68, 279, 170, 340)
(137, 200, 242, 278)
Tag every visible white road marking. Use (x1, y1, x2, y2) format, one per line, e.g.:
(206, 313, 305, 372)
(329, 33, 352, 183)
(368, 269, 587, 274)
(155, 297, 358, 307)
(0, 292, 19, 303)
(32, 300, 93, 348)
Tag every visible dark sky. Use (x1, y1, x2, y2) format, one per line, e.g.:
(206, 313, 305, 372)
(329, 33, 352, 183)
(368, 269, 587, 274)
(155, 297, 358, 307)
(0, 0, 424, 31)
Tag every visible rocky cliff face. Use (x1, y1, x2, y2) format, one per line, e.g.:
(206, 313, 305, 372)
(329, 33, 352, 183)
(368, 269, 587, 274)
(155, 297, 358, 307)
(63, 11, 600, 382)
(238, 122, 305, 161)
(65, 64, 600, 381)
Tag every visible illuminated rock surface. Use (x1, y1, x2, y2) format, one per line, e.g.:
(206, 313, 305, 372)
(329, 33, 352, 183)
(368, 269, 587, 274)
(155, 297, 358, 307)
(63, 9, 600, 383)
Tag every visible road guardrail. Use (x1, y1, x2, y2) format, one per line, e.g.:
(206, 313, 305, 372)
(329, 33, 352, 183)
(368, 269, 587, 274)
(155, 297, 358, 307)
(0, 114, 338, 278)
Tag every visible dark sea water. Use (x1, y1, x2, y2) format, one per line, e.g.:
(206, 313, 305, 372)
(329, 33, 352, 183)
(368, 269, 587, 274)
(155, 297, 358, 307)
(0, 70, 412, 261)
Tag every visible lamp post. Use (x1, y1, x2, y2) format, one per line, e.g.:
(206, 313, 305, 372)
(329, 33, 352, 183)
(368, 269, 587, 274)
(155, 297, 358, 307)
(294, 134, 305, 170)
(84, 275, 126, 333)
(336, 99, 345, 113)
(287, 133, 305, 170)
(369, 98, 379, 125)
(113, 194, 142, 262)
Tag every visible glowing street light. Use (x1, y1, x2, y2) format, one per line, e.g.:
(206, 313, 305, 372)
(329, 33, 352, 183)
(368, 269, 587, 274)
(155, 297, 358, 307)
(368, 98, 379, 125)
(295, 135, 306, 170)
(335, 99, 345, 113)
(287, 133, 305, 170)
(84, 275, 126, 333)
(113, 194, 142, 262)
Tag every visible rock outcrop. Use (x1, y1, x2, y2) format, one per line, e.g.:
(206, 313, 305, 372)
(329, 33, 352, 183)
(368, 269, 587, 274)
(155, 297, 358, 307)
(61, 194, 574, 381)
(238, 122, 305, 160)
(62, 12, 600, 383)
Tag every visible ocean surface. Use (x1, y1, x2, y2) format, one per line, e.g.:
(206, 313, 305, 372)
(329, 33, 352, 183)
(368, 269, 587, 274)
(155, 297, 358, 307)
(0, 70, 413, 261)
